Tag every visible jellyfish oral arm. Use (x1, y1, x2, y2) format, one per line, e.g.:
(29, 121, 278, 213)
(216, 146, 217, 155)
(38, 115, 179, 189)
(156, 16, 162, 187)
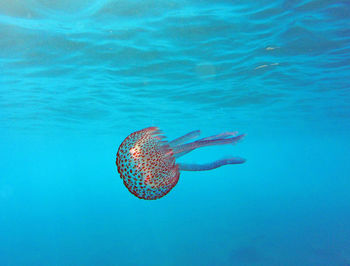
(169, 130, 201, 147)
(173, 132, 246, 170)
(178, 157, 246, 171)
(197, 131, 238, 141)
(173, 134, 245, 158)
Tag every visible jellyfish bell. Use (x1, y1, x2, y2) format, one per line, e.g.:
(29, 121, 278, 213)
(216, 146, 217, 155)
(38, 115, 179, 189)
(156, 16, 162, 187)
(116, 127, 246, 200)
(116, 127, 179, 200)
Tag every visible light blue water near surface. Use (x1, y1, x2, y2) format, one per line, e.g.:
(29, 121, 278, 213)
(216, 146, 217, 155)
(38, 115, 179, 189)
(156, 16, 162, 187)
(1, 0, 350, 265)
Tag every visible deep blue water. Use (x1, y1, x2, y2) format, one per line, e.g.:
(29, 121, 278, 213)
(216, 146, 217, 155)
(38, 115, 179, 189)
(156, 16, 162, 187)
(1, 0, 350, 265)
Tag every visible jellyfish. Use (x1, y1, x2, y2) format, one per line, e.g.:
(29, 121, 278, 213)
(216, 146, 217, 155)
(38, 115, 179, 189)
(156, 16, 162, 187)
(116, 127, 246, 200)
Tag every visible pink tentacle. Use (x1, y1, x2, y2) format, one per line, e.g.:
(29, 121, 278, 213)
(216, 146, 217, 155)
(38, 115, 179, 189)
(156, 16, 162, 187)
(197, 131, 238, 141)
(169, 130, 201, 147)
(178, 157, 246, 171)
(173, 134, 245, 159)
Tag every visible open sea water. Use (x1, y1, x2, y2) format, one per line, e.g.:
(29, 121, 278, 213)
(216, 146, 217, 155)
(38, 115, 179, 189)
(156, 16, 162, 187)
(1, 0, 350, 265)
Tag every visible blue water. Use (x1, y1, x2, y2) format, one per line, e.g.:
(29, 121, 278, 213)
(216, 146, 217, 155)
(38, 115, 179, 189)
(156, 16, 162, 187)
(1, 0, 350, 265)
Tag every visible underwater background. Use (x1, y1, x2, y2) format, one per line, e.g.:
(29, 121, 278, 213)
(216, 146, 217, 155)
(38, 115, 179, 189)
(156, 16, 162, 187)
(1, 0, 350, 265)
